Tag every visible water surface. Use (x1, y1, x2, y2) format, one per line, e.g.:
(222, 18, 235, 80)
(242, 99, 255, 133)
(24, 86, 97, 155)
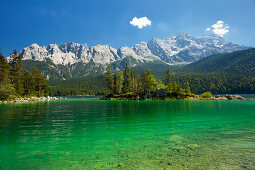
(0, 99, 255, 169)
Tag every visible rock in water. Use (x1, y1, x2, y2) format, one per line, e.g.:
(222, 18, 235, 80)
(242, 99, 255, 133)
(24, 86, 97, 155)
(168, 135, 184, 144)
(187, 144, 200, 150)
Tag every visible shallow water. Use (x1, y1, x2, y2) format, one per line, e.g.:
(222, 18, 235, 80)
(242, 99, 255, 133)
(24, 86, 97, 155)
(0, 99, 255, 169)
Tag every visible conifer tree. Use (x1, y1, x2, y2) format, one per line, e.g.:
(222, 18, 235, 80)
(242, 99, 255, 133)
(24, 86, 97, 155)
(32, 68, 48, 97)
(113, 73, 118, 94)
(0, 53, 10, 85)
(15, 79, 24, 96)
(185, 80, 191, 94)
(0, 53, 16, 100)
(131, 71, 138, 93)
(141, 69, 157, 97)
(10, 49, 23, 83)
(165, 69, 172, 93)
(172, 81, 178, 93)
(23, 71, 36, 96)
(122, 63, 131, 94)
(106, 65, 114, 93)
(117, 71, 124, 94)
(9, 49, 25, 95)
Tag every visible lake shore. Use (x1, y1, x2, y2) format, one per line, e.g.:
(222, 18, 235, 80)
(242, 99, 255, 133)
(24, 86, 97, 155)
(101, 94, 252, 101)
(0, 96, 67, 104)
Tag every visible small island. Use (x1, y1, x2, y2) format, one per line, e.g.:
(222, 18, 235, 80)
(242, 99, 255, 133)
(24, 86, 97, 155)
(102, 63, 246, 101)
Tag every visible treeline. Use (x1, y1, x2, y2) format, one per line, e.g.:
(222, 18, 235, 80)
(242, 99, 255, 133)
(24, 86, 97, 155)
(0, 50, 48, 100)
(169, 73, 255, 94)
(105, 63, 192, 99)
(48, 75, 107, 96)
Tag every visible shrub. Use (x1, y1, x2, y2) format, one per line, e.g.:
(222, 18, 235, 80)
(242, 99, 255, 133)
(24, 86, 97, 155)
(0, 85, 16, 100)
(201, 91, 212, 98)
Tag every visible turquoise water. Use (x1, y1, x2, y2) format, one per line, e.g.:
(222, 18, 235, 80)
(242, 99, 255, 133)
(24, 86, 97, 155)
(0, 99, 255, 169)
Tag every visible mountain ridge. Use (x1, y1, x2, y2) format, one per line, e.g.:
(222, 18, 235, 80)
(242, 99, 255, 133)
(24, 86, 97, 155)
(17, 32, 250, 66)
(16, 32, 251, 80)
(181, 48, 255, 75)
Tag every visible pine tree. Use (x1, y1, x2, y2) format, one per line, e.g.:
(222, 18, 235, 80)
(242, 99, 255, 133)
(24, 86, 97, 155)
(172, 81, 178, 93)
(122, 63, 131, 94)
(23, 71, 36, 96)
(0, 53, 16, 100)
(0, 53, 10, 85)
(117, 71, 124, 94)
(140, 69, 157, 98)
(32, 68, 48, 97)
(113, 73, 118, 94)
(184, 80, 191, 94)
(15, 79, 24, 96)
(131, 71, 138, 93)
(10, 49, 23, 84)
(176, 84, 183, 95)
(9, 49, 25, 95)
(106, 65, 114, 93)
(165, 69, 172, 93)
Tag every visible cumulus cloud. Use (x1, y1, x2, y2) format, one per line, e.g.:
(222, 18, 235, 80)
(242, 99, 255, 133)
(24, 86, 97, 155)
(206, 20, 229, 37)
(130, 17, 151, 29)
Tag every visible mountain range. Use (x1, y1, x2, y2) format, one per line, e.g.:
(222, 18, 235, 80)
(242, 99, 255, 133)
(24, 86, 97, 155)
(18, 32, 250, 80)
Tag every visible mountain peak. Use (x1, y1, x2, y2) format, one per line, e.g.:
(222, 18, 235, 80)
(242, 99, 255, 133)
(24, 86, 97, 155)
(169, 32, 191, 39)
(30, 43, 40, 48)
(172, 32, 190, 36)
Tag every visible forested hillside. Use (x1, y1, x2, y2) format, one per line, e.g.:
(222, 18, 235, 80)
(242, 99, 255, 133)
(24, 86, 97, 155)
(181, 48, 255, 75)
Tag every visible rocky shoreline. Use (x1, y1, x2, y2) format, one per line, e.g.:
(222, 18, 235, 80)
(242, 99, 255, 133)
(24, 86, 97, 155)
(0, 96, 67, 104)
(189, 94, 246, 100)
(102, 94, 249, 101)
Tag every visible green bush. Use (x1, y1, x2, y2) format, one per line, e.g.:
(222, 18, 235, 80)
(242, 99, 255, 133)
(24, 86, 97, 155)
(0, 85, 16, 100)
(201, 91, 212, 98)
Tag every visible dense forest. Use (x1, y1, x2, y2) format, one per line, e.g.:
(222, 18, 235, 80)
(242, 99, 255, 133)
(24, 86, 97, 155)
(48, 75, 107, 96)
(1, 48, 255, 97)
(47, 70, 255, 96)
(104, 63, 193, 99)
(0, 50, 48, 100)
(169, 73, 255, 94)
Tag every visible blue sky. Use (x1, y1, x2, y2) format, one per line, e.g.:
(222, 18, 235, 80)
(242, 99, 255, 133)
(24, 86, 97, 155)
(0, 0, 255, 56)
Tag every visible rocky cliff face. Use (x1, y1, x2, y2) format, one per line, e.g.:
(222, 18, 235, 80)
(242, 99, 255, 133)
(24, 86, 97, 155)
(19, 32, 249, 66)
(21, 43, 121, 65)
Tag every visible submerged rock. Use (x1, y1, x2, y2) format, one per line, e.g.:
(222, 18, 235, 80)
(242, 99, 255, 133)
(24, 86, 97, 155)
(187, 144, 200, 150)
(168, 135, 184, 144)
(172, 145, 187, 153)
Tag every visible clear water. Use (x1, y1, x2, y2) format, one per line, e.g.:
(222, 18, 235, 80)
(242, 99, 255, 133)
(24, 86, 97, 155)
(0, 99, 255, 169)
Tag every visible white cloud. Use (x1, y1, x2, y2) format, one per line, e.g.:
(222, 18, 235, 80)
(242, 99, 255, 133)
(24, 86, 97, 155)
(206, 20, 229, 37)
(130, 17, 151, 29)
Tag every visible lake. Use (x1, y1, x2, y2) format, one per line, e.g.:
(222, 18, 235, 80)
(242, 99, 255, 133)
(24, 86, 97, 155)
(0, 99, 255, 169)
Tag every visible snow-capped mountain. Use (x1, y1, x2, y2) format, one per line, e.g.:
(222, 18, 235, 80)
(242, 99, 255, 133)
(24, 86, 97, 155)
(147, 32, 248, 64)
(19, 32, 249, 66)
